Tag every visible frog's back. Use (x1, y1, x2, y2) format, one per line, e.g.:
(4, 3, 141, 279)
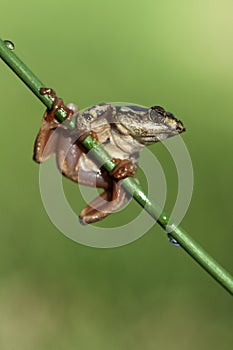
(75, 103, 113, 133)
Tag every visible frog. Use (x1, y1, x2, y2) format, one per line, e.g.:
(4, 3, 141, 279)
(33, 88, 185, 224)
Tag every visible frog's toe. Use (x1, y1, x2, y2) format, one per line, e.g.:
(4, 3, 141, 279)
(40, 87, 74, 124)
(78, 130, 99, 143)
(110, 159, 137, 180)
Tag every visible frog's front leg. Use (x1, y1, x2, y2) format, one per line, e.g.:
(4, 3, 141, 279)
(33, 88, 75, 163)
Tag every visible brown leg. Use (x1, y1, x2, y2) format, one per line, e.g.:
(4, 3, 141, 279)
(78, 158, 136, 224)
(40, 88, 74, 124)
(33, 113, 59, 163)
(79, 180, 129, 224)
(57, 142, 128, 224)
(33, 89, 75, 163)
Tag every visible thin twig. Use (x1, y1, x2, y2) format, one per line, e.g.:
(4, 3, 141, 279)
(0, 38, 232, 295)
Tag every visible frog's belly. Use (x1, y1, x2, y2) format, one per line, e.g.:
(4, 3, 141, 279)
(78, 144, 134, 173)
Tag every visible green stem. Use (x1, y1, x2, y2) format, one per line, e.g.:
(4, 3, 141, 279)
(0, 38, 232, 295)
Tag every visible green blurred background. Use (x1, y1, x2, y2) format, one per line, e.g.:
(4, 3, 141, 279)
(1, 0, 232, 348)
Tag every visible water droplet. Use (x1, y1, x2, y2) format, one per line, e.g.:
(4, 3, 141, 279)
(167, 234, 180, 247)
(4, 40, 15, 51)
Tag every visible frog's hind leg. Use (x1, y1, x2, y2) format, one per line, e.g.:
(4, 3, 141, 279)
(79, 158, 138, 224)
(79, 181, 129, 225)
(33, 113, 60, 163)
(33, 88, 75, 163)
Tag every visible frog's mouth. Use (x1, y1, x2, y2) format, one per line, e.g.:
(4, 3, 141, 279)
(115, 109, 185, 145)
(167, 119, 186, 133)
(130, 120, 186, 145)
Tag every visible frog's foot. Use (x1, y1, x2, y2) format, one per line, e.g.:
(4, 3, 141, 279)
(79, 181, 129, 224)
(110, 158, 137, 180)
(40, 88, 74, 126)
(78, 130, 99, 143)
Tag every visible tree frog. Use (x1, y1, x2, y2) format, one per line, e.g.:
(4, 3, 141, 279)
(33, 88, 185, 224)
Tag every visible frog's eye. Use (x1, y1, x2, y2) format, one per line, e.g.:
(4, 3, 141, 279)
(149, 105, 166, 122)
(150, 106, 166, 115)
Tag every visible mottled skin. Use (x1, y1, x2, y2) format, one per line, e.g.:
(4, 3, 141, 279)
(34, 89, 185, 224)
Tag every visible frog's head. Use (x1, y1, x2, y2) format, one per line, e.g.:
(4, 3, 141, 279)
(115, 105, 185, 145)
